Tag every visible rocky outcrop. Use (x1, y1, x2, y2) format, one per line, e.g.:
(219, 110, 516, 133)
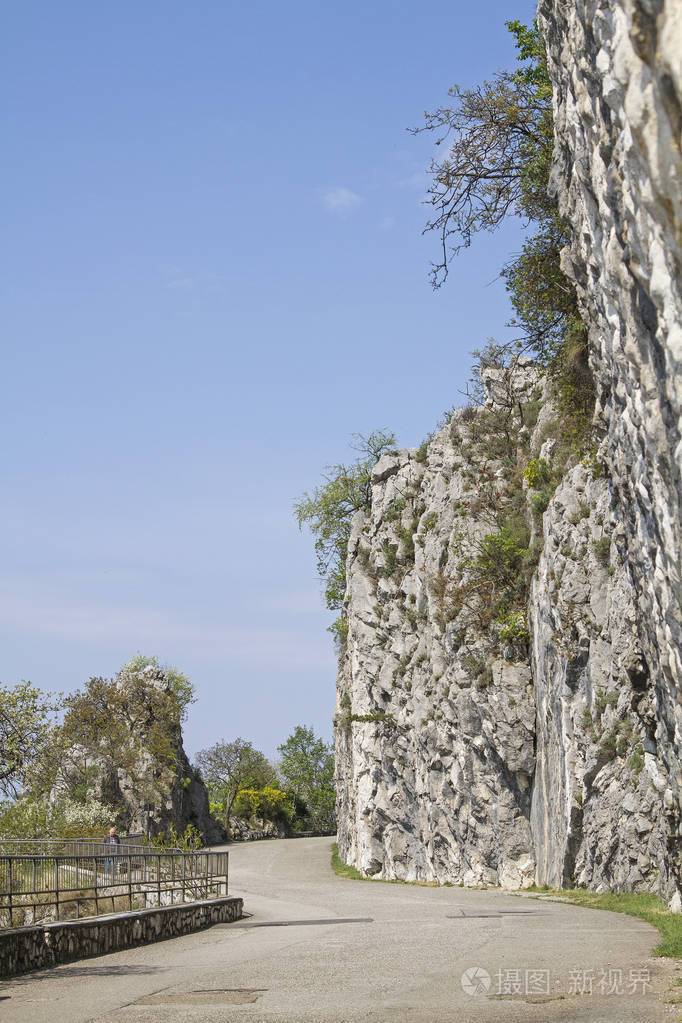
(335, 361, 676, 894)
(82, 665, 224, 845)
(336, 365, 540, 887)
(335, 0, 682, 901)
(114, 747, 224, 846)
(538, 0, 682, 885)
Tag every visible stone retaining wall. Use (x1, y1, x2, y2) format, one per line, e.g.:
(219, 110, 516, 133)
(0, 895, 243, 978)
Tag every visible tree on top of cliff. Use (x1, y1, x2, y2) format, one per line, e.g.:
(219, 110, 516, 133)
(416, 19, 593, 447)
(413, 21, 555, 290)
(294, 430, 396, 619)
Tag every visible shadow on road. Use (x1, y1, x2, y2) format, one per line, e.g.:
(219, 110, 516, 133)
(5, 963, 164, 986)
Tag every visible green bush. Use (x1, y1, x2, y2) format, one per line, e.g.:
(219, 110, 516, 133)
(520, 400, 541, 426)
(531, 491, 551, 515)
(593, 537, 611, 565)
(328, 616, 348, 646)
(380, 541, 399, 577)
(384, 497, 406, 522)
(294, 430, 397, 615)
(234, 786, 295, 825)
(398, 518, 419, 564)
(496, 610, 530, 644)
(414, 442, 429, 464)
(599, 729, 618, 762)
(477, 666, 494, 687)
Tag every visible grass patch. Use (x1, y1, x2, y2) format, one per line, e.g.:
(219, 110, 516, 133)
(331, 842, 367, 880)
(527, 888, 682, 958)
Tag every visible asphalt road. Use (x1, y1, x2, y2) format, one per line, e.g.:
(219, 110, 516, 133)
(2, 836, 679, 1022)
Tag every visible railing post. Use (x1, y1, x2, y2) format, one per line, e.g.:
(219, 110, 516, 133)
(55, 856, 60, 921)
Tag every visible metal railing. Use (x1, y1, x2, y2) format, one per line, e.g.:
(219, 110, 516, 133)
(0, 850, 229, 928)
(0, 834, 148, 858)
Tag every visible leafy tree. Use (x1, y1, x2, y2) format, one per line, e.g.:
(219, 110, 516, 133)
(413, 20, 555, 290)
(277, 725, 335, 831)
(194, 738, 276, 835)
(294, 430, 396, 637)
(0, 681, 55, 798)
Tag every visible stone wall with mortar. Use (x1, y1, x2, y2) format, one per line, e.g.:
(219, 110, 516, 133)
(0, 895, 243, 978)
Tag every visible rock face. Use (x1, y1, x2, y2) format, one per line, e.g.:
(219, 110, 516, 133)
(538, 0, 682, 883)
(530, 461, 672, 892)
(112, 744, 224, 846)
(336, 0, 682, 900)
(336, 365, 539, 888)
(336, 362, 675, 894)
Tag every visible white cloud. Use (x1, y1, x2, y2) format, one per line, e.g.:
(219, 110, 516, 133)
(321, 186, 362, 213)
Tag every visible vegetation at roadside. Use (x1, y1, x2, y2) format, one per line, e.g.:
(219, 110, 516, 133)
(195, 724, 335, 837)
(149, 822, 205, 852)
(195, 737, 279, 836)
(331, 842, 366, 880)
(528, 887, 682, 958)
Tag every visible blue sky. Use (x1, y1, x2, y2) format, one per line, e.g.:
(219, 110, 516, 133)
(2, 1, 536, 760)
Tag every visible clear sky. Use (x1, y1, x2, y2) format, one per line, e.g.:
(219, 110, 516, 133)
(2, 0, 537, 760)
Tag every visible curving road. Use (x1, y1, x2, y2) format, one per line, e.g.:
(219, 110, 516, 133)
(2, 837, 678, 1022)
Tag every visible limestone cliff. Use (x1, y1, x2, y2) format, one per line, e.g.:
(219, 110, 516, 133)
(537, 0, 682, 888)
(335, 0, 682, 901)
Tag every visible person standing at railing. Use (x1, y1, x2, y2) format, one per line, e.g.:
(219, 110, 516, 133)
(103, 826, 120, 877)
